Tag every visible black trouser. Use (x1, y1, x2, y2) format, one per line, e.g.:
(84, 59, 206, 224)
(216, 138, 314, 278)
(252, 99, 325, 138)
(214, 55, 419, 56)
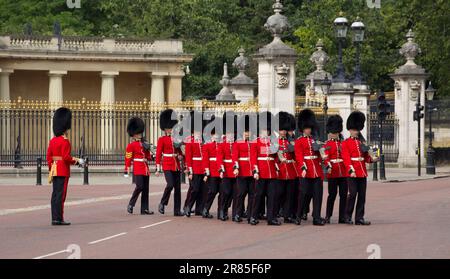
(326, 177, 348, 220)
(278, 179, 297, 219)
(185, 174, 205, 210)
(160, 171, 181, 213)
(297, 178, 323, 220)
(302, 192, 313, 216)
(219, 178, 235, 216)
(204, 177, 221, 212)
(129, 175, 149, 212)
(51, 176, 69, 222)
(252, 179, 279, 222)
(346, 177, 367, 221)
(236, 176, 255, 218)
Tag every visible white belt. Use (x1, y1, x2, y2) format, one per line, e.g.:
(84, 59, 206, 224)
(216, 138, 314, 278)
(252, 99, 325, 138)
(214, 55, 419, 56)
(163, 153, 176, 158)
(258, 157, 274, 161)
(134, 158, 147, 162)
(238, 158, 249, 161)
(281, 160, 295, 164)
(330, 159, 344, 163)
(223, 159, 233, 163)
(304, 156, 318, 160)
(209, 158, 217, 161)
(193, 157, 203, 161)
(351, 157, 364, 162)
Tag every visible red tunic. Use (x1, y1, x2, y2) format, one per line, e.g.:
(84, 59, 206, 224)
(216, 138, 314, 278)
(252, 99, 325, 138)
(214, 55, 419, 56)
(217, 138, 235, 178)
(250, 137, 278, 180)
(202, 141, 221, 177)
(155, 135, 182, 172)
(323, 139, 346, 178)
(276, 137, 298, 180)
(232, 140, 253, 177)
(124, 140, 152, 176)
(341, 137, 372, 178)
(185, 136, 204, 175)
(294, 136, 324, 179)
(46, 136, 77, 177)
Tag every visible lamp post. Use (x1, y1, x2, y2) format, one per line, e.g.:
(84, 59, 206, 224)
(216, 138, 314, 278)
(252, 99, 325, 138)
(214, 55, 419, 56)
(425, 81, 436, 175)
(333, 12, 349, 82)
(351, 17, 365, 85)
(321, 74, 332, 140)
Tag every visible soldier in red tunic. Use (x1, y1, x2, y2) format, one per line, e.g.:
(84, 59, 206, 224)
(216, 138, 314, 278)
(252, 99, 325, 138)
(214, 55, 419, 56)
(323, 115, 348, 224)
(217, 111, 237, 221)
(156, 109, 184, 216)
(124, 117, 153, 215)
(275, 112, 299, 224)
(183, 111, 206, 217)
(201, 115, 223, 219)
(295, 109, 326, 226)
(249, 111, 281, 226)
(47, 107, 84, 226)
(342, 111, 378, 225)
(232, 114, 256, 223)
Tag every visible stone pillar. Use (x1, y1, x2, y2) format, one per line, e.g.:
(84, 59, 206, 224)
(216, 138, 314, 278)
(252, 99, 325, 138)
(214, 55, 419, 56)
(328, 82, 354, 139)
(0, 69, 13, 151)
(48, 70, 67, 107)
(353, 86, 371, 140)
(230, 48, 256, 103)
(0, 69, 13, 101)
(150, 72, 167, 104)
(390, 29, 427, 167)
(100, 71, 119, 153)
(167, 73, 184, 103)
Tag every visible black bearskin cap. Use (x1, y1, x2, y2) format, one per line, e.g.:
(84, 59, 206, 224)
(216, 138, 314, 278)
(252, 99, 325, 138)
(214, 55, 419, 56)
(258, 111, 274, 134)
(127, 117, 145, 137)
(346, 111, 366, 131)
(326, 115, 343, 134)
(288, 113, 296, 131)
(53, 107, 72, 136)
(277, 111, 292, 131)
(160, 109, 178, 130)
(297, 109, 317, 132)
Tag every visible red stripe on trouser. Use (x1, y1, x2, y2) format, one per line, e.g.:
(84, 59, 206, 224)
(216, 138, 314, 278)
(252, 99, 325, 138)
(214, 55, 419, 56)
(61, 177, 69, 221)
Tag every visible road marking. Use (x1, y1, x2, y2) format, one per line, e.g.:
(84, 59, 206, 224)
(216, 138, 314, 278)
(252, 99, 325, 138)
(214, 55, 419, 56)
(0, 189, 188, 216)
(33, 249, 68, 259)
(88, 232, 127, 245)
(140, 219, 172, 229)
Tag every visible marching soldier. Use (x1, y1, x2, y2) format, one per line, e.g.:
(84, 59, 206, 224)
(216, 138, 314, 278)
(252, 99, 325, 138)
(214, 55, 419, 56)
(295, 109, 326, 226)
(217, 111, 237, 221)
(323, 115, 348, 224)
(183, 111, 206, 217)
(125, 117, 154, 215)
(249, 111, 281, 226)
(232, 114, 255, 223)
(275, 112, 298, 224)
(202, 115, 222, 219)
(342, 111, 378, 225)
(157, 109, 184, 216)
(47, 107, 84, 226)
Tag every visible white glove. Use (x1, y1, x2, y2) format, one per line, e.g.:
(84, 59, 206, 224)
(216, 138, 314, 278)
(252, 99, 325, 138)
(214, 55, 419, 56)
(78, 158, 85, 166)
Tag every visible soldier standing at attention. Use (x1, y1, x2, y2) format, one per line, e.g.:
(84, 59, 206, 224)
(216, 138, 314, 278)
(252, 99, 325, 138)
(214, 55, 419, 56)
(47, 107, 84, 226)
(157, 109, 184, 217)
(342, 111, 379, 225)
(295, 109, 326, 226)
(323, 115, 348, 224)
(125, 117, 153, 215)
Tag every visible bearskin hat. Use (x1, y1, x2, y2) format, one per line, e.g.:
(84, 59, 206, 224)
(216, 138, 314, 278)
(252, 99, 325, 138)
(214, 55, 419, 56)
(297, 109, 318, 132)
(346, 111, 366, 131)
(326, 115, 343, 134)
(288, 113, 296, 132)
(127, 117, 145, 137)
(276, 111, 292, 131)
(160, 109, 178, 130)
(53, 107, 72, 136)
(190, 110, 203, 133)
(258, 111, 274, 134)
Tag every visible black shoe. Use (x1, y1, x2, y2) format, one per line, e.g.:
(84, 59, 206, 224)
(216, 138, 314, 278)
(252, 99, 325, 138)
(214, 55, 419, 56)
(174, 211, 184, 217)
(249, 217, 259, 226)
(343, 219, 354, 225)
(158, 204, 165, 214)
(324, 217, 331, 224)
(284, 217, 294, 224)
(259, 214, 267, 220)
(233, 216, 242, 223)
(242, 211, 248, 219)
(355, 219, 371, 226)
(294, 218, 302, 225)
(202, 208, 213, 219)
(127, 205, 134, 214)
(268, 219, 282, 226)
(141, 210, 154, 215)
(52, 220, 71, 226)
(338, 219, 347, 224)
(301, 213, 308, 221)
(184, 206, 191, 217)
(313, 218, 326, 226)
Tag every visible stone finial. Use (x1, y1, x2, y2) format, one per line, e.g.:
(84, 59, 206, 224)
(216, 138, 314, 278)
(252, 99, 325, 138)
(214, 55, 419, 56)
(400, 29, 422, 66)
(216, 63, 235, 101)
(232, 47, 249, 73)
(264, 0, 290, 40)
(310, 39, 329, 72)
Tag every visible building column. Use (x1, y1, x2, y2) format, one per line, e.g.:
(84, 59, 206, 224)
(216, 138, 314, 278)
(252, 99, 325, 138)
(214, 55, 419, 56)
(167, 73, 185, 103)
(150, 72, 167, 104)
(0, 69, 13, 101)
(48, 71, 67, 108)
(0, 69, 13, 151)
(100, 71, 119, 153)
